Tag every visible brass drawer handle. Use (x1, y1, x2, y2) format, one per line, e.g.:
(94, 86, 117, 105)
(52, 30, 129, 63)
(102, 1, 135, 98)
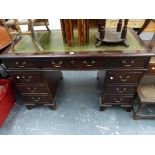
(15, 61, 27, 68)
(119, 75, 130, 82)
(122, 60, 135, 67)
(116, 88, 127, 93)
(32, 97, 40, 102)
(22, 75, 32, 82)
(83, 61, 95, 67)
(113, 97, 123, 103)
(51, 61, 63, 68)
(27, 87, 37, 93)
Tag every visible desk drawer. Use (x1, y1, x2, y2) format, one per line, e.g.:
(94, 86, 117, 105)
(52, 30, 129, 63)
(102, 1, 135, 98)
(10, 72, 43, 84)
(102, 95, 134, 105)
(41, 58, 106, 69)
(73, 58, 106, 69)
(22, 95, 50, 103)
(105, 71, 144, 84)
(17, 85, 47, 94)
(104, 85, 137, 95)
(107, 58, 149, 69)
(4, 59, 39, 69)
(41, 59, 71, 69)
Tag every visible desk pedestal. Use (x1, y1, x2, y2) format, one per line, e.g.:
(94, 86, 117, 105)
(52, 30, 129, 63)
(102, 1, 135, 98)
(8, 70, 62, 110)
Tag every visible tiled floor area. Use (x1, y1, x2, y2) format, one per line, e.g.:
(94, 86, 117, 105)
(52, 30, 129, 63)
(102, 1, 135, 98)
(0, 71, 155, 135)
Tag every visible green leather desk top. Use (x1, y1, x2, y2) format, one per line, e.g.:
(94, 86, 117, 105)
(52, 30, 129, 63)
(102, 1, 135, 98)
(11, 28, 146, 54)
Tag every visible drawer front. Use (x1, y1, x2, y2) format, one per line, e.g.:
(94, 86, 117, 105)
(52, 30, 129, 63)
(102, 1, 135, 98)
(104, 85, 137, 95)
(102, 95, 134, 105)
(105, 71, 144, 83)
(22, 95, 50, 103)
(107, 58, 149, 69)
(41, 58, 106, 69)
(73, 58, 105, 69)
(3, 59, 39, 69)
(10, 72, 43, 84)
(17, 85, 47, 94)
(41, 59, 71, 69)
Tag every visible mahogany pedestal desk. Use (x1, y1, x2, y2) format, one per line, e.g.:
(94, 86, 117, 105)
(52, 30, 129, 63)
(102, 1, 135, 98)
(0, 28, 154, 111)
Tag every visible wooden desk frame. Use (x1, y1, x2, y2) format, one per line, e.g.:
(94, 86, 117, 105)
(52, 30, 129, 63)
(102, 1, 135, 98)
(0, 28, 154, 111)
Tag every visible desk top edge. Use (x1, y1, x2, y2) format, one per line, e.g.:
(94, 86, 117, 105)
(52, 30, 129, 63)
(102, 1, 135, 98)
(0, 28, 154, 59)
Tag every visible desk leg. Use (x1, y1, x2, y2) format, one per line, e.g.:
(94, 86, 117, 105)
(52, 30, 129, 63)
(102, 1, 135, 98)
(99, 106, 106, 111)
(26, 105, 35, 110)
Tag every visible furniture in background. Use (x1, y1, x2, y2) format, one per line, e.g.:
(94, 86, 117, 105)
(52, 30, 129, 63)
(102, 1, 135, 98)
(133, 84, 155, 119)
(1, 19, 50, 52)
(60, 19, 155, 47)
(0, 24, 12, 78)
(133, 59, 155, 119)
(0, 79, 16, 126)
(137, 19, 155, 35)
(0, 22, 14, 52)
(95, 19, 129, 47)
(71, 19, 155, 33)
(60, 19, 89, 46)
(137, 19, 155, 75)
(133, 22, 155, 119)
